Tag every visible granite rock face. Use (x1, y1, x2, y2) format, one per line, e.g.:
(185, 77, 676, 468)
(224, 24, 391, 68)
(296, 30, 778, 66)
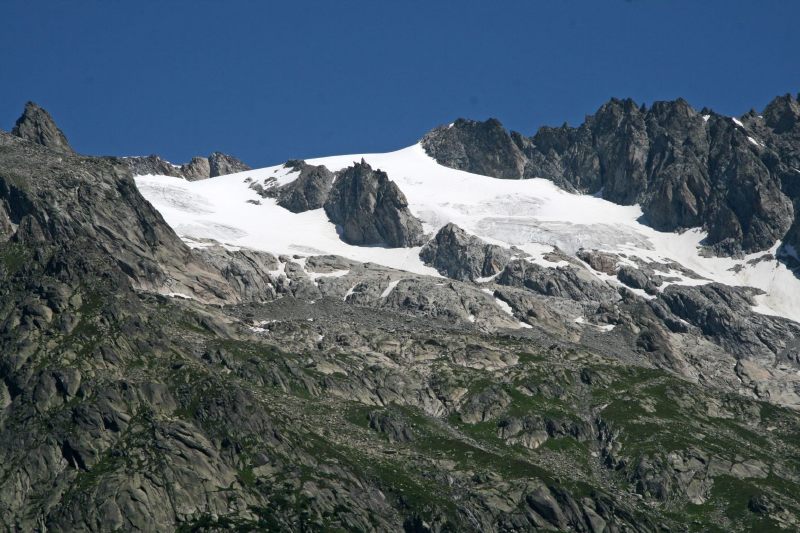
(122, 154, 179, 177)
(420, 222, 511, 281)
(421, 118, 527, 179)
(11, 101, 74, 154)
(423, 95, 800, 256)
(181, 156, 212, 180)
(208, 151, 251, 177)
(268, 160, 335, 213)
(324, 160, 425, 247)
(0, 132, 247, 305)
(124, 152, 250, 180)
(497, 258, 620, 303)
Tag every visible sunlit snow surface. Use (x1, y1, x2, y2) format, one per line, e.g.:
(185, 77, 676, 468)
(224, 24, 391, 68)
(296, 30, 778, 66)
(135, 143, 800, 322)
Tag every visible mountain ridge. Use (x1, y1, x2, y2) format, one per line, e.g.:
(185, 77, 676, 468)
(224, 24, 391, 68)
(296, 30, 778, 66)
(422, 93, 800, 258)
(3, 99, 800, 531)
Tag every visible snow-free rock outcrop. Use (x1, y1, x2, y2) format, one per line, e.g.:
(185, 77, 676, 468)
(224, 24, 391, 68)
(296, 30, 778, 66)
(11, 101, 74, 154)
(421, 118, 526, 179)
(323, 160, 425, 247)
(208, 151, 251, 177)
(266, 160, 335, 213)
(420, 223, 511, 281)
(124, 152, 250, 180)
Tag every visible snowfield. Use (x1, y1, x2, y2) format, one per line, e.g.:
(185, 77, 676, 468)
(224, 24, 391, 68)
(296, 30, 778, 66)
(135, 143, 800, 322)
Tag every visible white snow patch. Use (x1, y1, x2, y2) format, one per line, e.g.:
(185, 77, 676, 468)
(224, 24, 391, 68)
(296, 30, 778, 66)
(702, 114, 711, 122)
(481, 288, 521, 321)
(381, 279, 401, 298)
(343, 284, 358, 301)
(493, 297, 515, 316)
(306, 269, 350, 286)
(164, 292, 195, 300)
(307, 269, 350, 280)
(732, 117, 745, 128)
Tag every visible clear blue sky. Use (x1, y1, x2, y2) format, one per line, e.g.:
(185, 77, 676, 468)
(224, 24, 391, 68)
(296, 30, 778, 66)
(1, 1, 798, 167)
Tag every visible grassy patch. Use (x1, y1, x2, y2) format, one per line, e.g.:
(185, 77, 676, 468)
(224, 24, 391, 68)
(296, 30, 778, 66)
(0, 243, 29, 274)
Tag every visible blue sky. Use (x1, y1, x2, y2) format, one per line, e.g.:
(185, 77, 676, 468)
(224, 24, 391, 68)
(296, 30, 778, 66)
(1, 1, 798, 167)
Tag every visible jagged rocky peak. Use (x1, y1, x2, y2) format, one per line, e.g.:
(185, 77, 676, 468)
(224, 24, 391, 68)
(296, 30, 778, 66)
(420, 222, 511, 281)
(323, 159, 425, 247)
(208, 151, 250, 177)
(763, 93, 800, 133)
(421, 95, 800, 256)
(123, 154, 178, 177)
(421, 117, 527, 179)
(592, 97, 643, 125)
(649, 97, 695, 118)
(181, 156, 212, 180)
(11, 101, 74, 154)
(124, 151, 250, 180)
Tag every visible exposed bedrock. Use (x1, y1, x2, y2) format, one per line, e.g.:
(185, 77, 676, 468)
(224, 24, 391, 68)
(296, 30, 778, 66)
(11, 101, 73, 154)
(323, 160, 425, 247)
(258, 160, 335, 213)
(420, 222, 511, 281)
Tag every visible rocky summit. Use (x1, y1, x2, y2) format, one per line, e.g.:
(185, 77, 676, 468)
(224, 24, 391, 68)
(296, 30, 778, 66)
(323, 159, 426, 247)
(123, 151, 251, 180)
(2, 99, 800, 533)
(422, 94, 800, 256)
(11, 101, 74, 154)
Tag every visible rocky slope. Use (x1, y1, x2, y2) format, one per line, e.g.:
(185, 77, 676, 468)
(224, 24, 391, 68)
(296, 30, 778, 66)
(2, 102, 800, 532)
(422, 94, 800, 256)
(420, 223, 511, 281)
